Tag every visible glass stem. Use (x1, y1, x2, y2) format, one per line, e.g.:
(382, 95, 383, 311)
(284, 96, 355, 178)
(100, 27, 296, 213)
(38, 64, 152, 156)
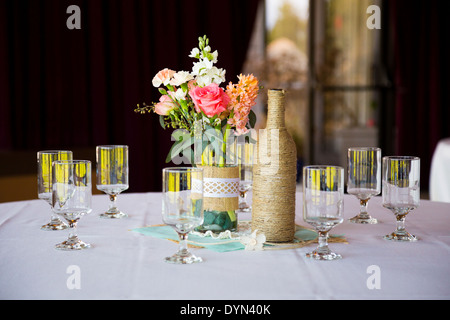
(109, 194, 118, 212)
(395, 213, 407, 234)
(239, 191, 247, 208)
(68, 220, 78, 240)
(317, 231, 330, 253)
(51, 213, 62, 223)
(178, 233, 189, 256)
(359, 198, 369, 217)
(48, 203, 62, 222)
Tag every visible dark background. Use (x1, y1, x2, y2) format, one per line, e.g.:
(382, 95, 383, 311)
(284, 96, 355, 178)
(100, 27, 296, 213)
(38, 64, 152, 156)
(0, 0, 449, 199)
(0, 0, 259, 194)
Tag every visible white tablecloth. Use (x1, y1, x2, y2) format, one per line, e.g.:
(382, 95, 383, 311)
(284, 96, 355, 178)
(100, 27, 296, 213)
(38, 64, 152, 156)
(430, 137, 450, 203)
(1, 192, 450, 300)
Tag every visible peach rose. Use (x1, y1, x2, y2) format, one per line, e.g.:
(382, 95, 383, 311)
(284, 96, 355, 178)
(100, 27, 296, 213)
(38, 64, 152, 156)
(189, 83, 230, 117)
(154, 95, 177, 115)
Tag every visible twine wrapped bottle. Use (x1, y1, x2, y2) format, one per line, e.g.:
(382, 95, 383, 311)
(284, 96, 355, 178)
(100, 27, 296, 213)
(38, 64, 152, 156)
(252, 89, 297, 242)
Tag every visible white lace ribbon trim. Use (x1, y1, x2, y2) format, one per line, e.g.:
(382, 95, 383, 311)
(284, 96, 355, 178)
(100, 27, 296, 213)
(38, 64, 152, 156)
(203, 177, 239, 198)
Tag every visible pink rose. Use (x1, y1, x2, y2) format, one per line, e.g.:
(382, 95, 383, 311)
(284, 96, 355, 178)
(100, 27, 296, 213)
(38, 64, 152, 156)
(189, 83, 230, 117)
(152, 68, 176, 87)
(154, 95, 177, 115)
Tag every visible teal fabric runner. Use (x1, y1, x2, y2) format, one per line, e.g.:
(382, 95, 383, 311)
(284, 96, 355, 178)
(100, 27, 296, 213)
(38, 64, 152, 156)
(132, 225, 245, 252)
(132, 224, 345, 253)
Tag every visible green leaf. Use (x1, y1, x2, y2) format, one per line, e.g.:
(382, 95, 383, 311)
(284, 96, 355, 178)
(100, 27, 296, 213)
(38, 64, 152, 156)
(158, 88, 167, 95)
(246, 136, 257, 145)
(221, 118, 228, 128)
(204, 128, 226, 162)
(179, 99, 188, 111)
(248, 109, 257, 128)
(159, 115, 166, 129)
(165, 130, 194, 163)
(165, 141, 178, 163)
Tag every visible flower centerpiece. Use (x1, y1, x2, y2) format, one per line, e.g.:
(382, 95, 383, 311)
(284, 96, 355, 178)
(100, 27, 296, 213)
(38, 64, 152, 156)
(135, 35, 259, 232)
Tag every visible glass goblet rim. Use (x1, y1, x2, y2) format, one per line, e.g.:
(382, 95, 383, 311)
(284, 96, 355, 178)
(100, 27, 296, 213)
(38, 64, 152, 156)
(53, 159, 91, 166)
(382, 156, 420, 162)
(38, 150, 73, 155)
(163, 167, 203, 173)
(96, 144, 129, 149)
(348, 147, 381, 152)
(303, 165, 344, 171)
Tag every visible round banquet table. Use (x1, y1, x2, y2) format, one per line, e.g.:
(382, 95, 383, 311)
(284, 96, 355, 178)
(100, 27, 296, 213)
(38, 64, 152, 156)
(1, 192, 450, 301)
(430, 137, 450, 203)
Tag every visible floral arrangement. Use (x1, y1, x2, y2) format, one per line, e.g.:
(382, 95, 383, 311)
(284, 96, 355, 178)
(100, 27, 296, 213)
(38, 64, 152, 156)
(135, 35, 259, 166)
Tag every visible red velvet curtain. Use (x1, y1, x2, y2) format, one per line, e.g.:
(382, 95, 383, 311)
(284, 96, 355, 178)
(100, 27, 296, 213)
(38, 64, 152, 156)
(390, 0, 450, 189)
(0, 0, 260, 192)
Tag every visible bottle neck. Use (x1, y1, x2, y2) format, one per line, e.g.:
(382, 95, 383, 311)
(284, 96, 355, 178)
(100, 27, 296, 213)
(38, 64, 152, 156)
(266, 89, 286, 129)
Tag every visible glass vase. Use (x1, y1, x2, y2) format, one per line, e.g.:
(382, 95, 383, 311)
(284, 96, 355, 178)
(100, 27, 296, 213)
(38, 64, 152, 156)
(193, 126, 239, 233)
(195, 165, 239, 233)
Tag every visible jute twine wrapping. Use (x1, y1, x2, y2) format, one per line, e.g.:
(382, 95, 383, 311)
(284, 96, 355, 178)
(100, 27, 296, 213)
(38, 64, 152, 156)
(198, 165, 239, 211)
(252, 89, 297, 243)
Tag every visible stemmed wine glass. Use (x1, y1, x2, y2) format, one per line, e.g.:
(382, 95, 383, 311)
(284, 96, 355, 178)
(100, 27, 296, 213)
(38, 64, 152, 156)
(37, 150, 73, 230)
(52, 160, 92, 250)
(382, 156, 420, 241)
(96, 145, 129, 219)
(162, 167, 204, 264)
(303, 165, 344, 260)
(347, 147, 381, 224)
(236, 141, 255, 213)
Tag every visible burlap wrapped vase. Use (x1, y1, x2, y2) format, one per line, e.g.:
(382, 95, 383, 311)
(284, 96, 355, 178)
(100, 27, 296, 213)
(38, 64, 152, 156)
(195, 165, 239, 232)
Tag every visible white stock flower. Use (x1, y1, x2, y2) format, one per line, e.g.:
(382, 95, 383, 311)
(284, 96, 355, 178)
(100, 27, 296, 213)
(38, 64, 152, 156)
(195, 75, 212, 87)
(200, 47, 218, 63)
(210, 50, 218, 63)
(204, 45, 211, 52)
(194, 66, 226, 87)
(240, 230, 266, 251)
(189, 47, 200, 59)
(211, 67, 226, 84)
(192, 58, 213, 76)
(170, 71, 194, 86)
(169, 88, 187, 101)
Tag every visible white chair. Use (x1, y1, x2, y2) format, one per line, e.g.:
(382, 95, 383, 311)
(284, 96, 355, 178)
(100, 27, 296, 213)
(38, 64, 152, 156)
(429, 137, 450, 203)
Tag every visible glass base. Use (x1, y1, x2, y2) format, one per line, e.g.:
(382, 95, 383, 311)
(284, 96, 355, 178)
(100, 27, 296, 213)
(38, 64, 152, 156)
(237, 206, 251, 214)
(55, 236, 91, 250)
(349, 214, 378, 224)
(41, 220, 68, 231)
(164, 252, 203, 264)
(384, 231, 418, 242)
(306, 247, 342, 261)
(99, 211, 128, 219)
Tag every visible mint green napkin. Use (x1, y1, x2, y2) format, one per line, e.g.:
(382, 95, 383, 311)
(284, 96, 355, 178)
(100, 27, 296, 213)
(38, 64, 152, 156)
(132, 226, 245, 252)
(132, 224, 346, 252)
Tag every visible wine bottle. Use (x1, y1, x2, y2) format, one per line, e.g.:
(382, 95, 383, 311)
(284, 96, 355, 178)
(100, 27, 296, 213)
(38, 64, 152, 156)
(252, 89, 297, 243)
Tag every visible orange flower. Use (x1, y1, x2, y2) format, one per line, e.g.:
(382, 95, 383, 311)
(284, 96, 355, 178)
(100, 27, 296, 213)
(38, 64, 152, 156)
(226, 74, 259, 135)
